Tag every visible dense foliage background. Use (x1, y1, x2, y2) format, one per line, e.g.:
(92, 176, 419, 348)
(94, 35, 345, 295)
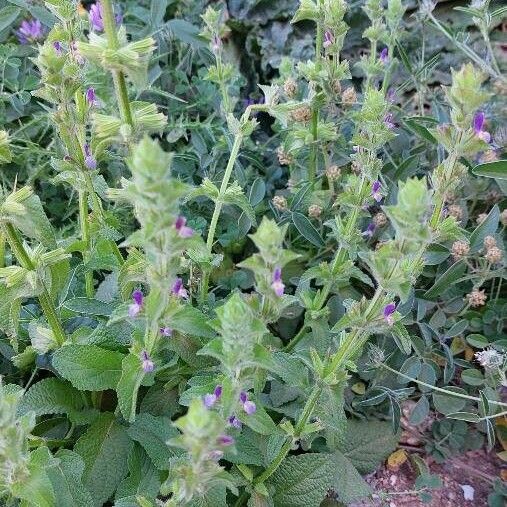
(0, 0, 505, 506)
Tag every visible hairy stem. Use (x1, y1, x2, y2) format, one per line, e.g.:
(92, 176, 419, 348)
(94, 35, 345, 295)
(101, 0, 134, 126)
(4, 223, 66, 345)
(79, 190, 94, 297)
(381, 363, 507, 409)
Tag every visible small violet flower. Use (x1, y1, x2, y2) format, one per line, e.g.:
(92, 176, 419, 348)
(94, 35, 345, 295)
(383, 303, 396, 326)
(271, 267, 285, 297)
(472, 111, 491, 143)
(323, 30, 334, 48)
(371, 180, 382, 202)
(86, 87, 98, 107)
(384, 113, 396, 130)
(128, 289, 143, 317)
(217, 435, 235, 446)
(379, 48, 389, 64)
(204, 385, 222, 409)
(362, 223, 375, 238)
(211, 35, 221, 53)
(89, 2, 104, 31)
(228, 415, 242, 429)
(53, 41, 63, 55)
(387, 88, 396, 103)
(174, 216, 194, 238)
(84, 143, 97, 170)
(16, 19, 44, 45)
(160, 327, 172, 337)
(140, 350, 154, 373)
(239, 391, 256, 415)
(171, 277, 188, 299)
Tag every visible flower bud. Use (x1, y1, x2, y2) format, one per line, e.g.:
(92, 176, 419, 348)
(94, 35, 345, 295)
(291, 105, 312, 123)
(466, 288, 487, 307)
(326, 165, 341, 180)
(447, 204, 463, 221)
(373, 212, 387, 227)
(483, 236, 496, 249)
(272, 195, 288, 211)
(476, 213, 488, 225)
(501, 209, 507, 227)
(277, 146, 293, 166)
(451, 240, 470, 260)
(485, 246, 502, 264)
(308, 204, 322, 219)
(283, 78, 297, 98)
(341, 87, 357, 106)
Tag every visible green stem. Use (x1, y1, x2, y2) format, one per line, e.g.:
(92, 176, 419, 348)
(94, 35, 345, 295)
(4, 223, 66, 346)
(79, 191, 94, 297)
(309, 109, 319, 183)
(200, 131, 244, 303)
(381, 363, 507, 409)
(284, 324, 309, 352)
(100, 0, 134, 127)
(0, 231, 5, 268)
(252, 383, 323, 486)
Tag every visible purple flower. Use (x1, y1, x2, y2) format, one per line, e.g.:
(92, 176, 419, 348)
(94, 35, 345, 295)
(128, 289, 143, 317)
(175, 216, 194, 238)
(472, 111, 491, 143)
(271, 267, 285, 297)
(16, 19, 44, 45)
(140, 350, 154, 373)
(204, 385, 222, 409)
(228, 415, 242, 428)
(160, 327, 172, 337)
(387, 88, 396, 103)
(371, 180, 382, 202)
(89, 2, 104, 31)
(239, 391, 256, 415)
(53, 41, 63, 55)
(84, 143, 97, 170)
(70, 40, 85, 65)
(86, 87, 98, 107)
(362, 222, 376, 238)
(383, 303, 396, 326)
(380, 48, 389, 64)
(211, 35, 221, 53)
(323, 30, 334, 48)
(243, 400, 256, 415)
(384, 113, 396, 130)
(217, 435, 234, 446)
(171, 277, 188, 299)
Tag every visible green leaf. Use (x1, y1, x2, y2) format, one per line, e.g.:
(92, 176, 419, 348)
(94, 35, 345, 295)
(117, 353, 146, 423)
(469, 205, 499, 252)
(336, 419, 399, 474)
(127, 413, 179, 470)
(238, 404, 280, 435)
(409, 396, 430, 425)
(403, 118, 437, 144)
(18, 378, 84, 418)
(292, 211, 325, 247)
(461, 368, 484, 386)
(423, 260, 466, 300)
(62, 297, 114, 316)
(12, 447, 56, 507)
(0, 6, 21, 32)
(269, 451, 370, 507)
(432, 387, 468, 416)
(472, 160, 507, 181)
(52, 345, 124, 391)
(47, 450, 94, 507)
(171, 305, 215, 338)
(74, 413, 133, 506)
(116, 445, 161, 501)
(466, 333, 488, 348)
(222, 181, 257, 224)
(446, 411, 480, 422)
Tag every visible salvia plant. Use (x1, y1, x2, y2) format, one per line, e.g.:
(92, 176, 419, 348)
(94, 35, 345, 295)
(0, 0, 505, 506)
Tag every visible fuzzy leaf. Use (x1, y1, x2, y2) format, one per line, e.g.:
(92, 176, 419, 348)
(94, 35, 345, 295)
(117, 353, 146, 423)
(18, 378, 84, 418)
(269, 451, 370, 506)
(74, 413, 133, 506)
(127, 413, 179, 470)
(47, 450, 94, 507)
(52, 345, 125, 391)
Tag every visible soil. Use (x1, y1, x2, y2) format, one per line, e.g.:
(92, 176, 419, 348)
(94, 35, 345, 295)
(351, 448, 504, 506)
